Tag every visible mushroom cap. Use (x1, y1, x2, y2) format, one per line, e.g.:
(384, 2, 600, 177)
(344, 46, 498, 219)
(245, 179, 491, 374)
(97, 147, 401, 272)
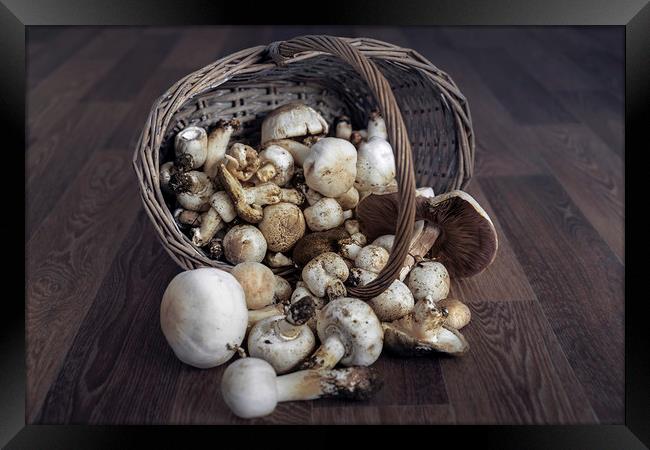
(357, 190, 498, 278)
(382, 322, 469, 356)
(355, 137, 396, 192)
(406, 261, 450, 302)
(354, 245, 390, 274)
(367, 279, 414, 322)
(258, 202, 306, 252)
(247, 315, 316, 374)
(261, 102, 329, 144)
(303, 137, 357, 198)
(438, 297, 471, 330)
(336, 186, 360, 210)
(304, 198, 345, 232)
(160, 268, 247, 368)
(223, 225, 267, 264)
(316, 297, 383, 367)
(231, 262, 276, 310)
(258, 145, 295, 186)
(302, 252, 350, 298)
(292, 227, 349, 266)
(273, 275, 292, 303)
(372, 234, 395, 252)
(221, 357, 278, 418)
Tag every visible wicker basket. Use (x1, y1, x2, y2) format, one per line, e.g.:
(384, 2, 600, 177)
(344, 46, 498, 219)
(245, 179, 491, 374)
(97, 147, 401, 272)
(133, 35, 474, 299)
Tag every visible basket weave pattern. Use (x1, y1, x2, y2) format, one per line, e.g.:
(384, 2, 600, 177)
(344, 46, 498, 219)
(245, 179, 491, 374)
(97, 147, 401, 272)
(133, 35, 474, 298)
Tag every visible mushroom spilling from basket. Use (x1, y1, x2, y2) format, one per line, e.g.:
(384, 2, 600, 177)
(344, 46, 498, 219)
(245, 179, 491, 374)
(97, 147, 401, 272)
(158, 102, 498, 418)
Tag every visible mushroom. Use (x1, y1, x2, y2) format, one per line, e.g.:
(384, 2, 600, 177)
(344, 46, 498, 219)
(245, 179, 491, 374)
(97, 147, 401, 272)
(338, 232, 367, 260)
(231, 262, 278, 310)
(265, 251, 294, 268)
(304, 198, 352, 232)
(207, 237, 224, 260)
(205, 119, 239, 179)
(289, 281, 326, 333)
(354, 245, 390, 274)
(260, 102, 329, 146)
(292, 227, 350, 266)
(221, 357, 382, 419)
(266, 139, 313, 168)
(355, 136, 396, 194)
(416, 186, 435, 198)
(218, 163, 279, 223)
(191, 191, 237, 247)
(174, 126, 208, 171)
(344, 219, 360, 235)
(247, 297, 317, 374)
(160, 161, 178, 194)
(356, 190, 498, 278)
(301, 297, 383, 370)
(335, 115, 352, 140)
(335, 186, 360, 210)
(224, 143, 260, 182)
(173, 170, 215, 212)
(160, 268, 247, 368)
(382, 296, 469, 356)
(302, 252, 349, 300)
(371, 234, 394, 252)
(174, 208, 201, 228)
(258, 203, 306, 252)
(367, 110, 388, 140)
(247, 303, 285, 331)
(255, 144, 294, 186)
(303, 137, 357, 198)
(345, 269, 414, 322)
(406, 260, 450, 303)
(438, 298, 471, 330)
(274, 275, 292, 304)
(223, 225, 267, 264)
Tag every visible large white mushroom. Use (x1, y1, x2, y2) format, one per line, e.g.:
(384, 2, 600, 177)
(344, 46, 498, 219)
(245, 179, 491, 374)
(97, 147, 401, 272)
(406, 260, 450, 302)
(302, 252, 349, 300)
(160, 268, 247, 368)
(223, 225, 267, 264)
(303, 137, 357, 198)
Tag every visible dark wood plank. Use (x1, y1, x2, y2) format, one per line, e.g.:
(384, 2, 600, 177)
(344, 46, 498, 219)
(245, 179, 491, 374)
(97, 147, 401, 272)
(82, 34, 179, 101)
(37, 213, 181, 424)
(26, 150, 141, 422)
(441, 300, 596, 424)
(480, 176, 624, 423)
(26, 101, 131, 239)
(27, 28, 100, 89)
(526, 125, 624, 261)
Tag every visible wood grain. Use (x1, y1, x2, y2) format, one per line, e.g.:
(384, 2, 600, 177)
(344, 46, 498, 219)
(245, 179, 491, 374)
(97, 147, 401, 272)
(26, 27, 624, 425)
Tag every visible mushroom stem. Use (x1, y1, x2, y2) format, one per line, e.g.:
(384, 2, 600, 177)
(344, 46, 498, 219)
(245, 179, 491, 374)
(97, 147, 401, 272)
(367, 110, 388, 140)
(175, 126, 208, 171)
(218, 163, 265, 223)
(205, 119, 239, 179)
(247, 304, 284, 331)
(276, 366, 380, 402)
(335, 116, 352, 140)
(301, 334, 347, 370)
(267, 139, 311, 167)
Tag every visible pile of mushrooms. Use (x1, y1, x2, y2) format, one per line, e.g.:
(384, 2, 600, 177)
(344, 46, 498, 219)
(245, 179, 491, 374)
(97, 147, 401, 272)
(158, 102, 498, 418)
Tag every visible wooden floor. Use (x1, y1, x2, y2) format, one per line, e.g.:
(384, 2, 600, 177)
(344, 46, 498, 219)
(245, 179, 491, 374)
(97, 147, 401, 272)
(26, 26, 624, 425)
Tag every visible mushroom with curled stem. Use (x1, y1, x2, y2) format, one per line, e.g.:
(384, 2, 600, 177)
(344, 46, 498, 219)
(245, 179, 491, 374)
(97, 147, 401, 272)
(258, 203, 306, 253)
(204, 119, 239, 179)
(261, 102, 329, 146)
(223, 225, 267, 264)
(356, 190, 498, 278)
(335, 115, 352, 140)
(437, 297, 471, 330)
(224, 143, 260, 182)
(300, 297, 383, 370)
(174, 126, 208, 171)
(191, 191, 237, 247)
(292, 227, 350, 267)
(406, 260, 450, 303)
(221, 357, 382, 419)
(382, 296, 469, 356)
(247, 296, 317, 374)
(302, 252, 349, 301)
(255, 145, 294, 186)
(303, 137, 357, 198)
(304, 198, 353, 232)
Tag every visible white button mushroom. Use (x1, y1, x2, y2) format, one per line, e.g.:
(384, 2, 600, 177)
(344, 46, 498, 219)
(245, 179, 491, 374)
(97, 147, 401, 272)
(160, 268, 248, 368)
(221, 357, 382, 419)
(172, 170, 215, 212)
(303, 137, 357, 198)
(382, 297, 469, 356)
(346, 268, 414, 322)
(355, 137, 396, 194)
(438, 297, 471, 330)
(338, 232, 367, 260)
(255, 145, 295, 186)
(367, 110, 388, 140)
(302, 252, 349, 300)
(304, 198, 352, 232)
(354, 245, 390, 274)
(301, 297, 383, 370)
(335, 116, 352, 140)
(258, 203, 306, 252)
(371, 234, 395, 252)
(406, 260, 450, 302)
(231, 262, 277, 310)
(223, 225, 267, 264)
(175, 126, 208, 171)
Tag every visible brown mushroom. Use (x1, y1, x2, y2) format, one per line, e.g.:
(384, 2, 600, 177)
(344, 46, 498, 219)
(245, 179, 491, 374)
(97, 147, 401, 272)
(258, 202, 306, 252)
(356, 190, 498, 278)
(292, 227, 350, 266)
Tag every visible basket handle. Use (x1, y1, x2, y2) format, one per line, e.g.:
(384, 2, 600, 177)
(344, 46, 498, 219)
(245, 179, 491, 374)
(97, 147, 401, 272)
(267, 35, 417, 299)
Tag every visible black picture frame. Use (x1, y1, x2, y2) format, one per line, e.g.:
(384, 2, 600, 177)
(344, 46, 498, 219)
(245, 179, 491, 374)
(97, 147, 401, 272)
(5, 0, 648, 447)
